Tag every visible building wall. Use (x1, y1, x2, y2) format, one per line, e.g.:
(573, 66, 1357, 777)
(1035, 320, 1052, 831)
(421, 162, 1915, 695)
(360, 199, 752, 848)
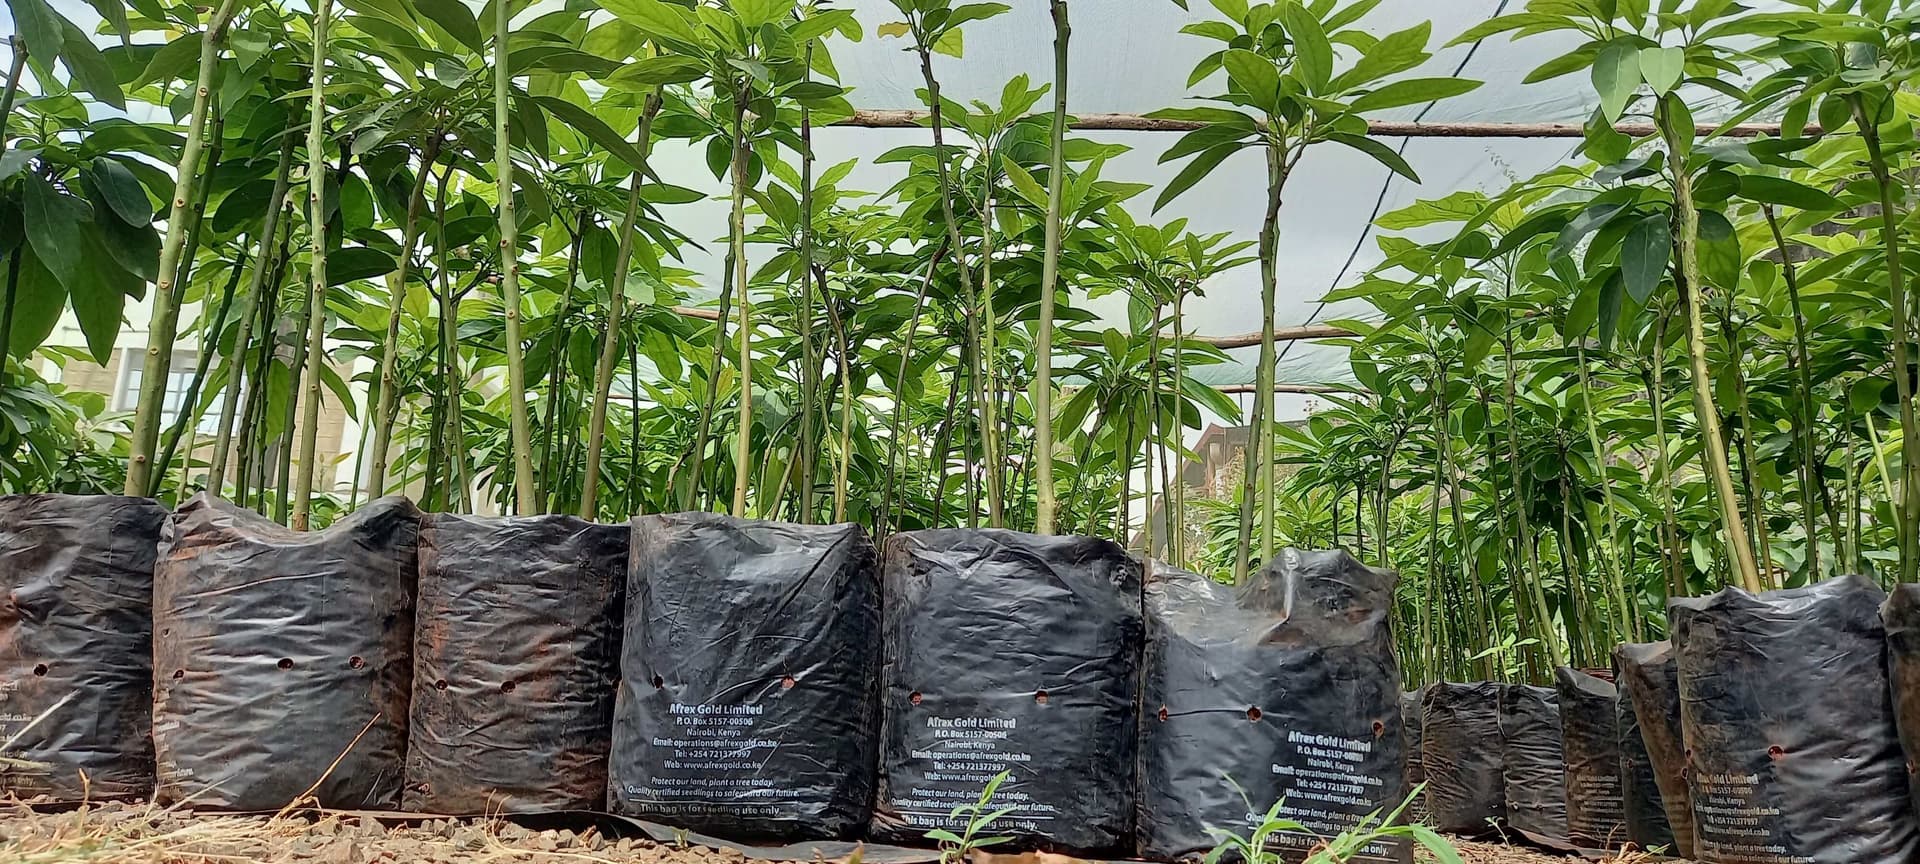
(37, 307, 363, 500)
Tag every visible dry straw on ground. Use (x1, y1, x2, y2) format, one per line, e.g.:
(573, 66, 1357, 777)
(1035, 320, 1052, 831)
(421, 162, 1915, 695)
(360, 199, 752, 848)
(0, 806, 1683, 864)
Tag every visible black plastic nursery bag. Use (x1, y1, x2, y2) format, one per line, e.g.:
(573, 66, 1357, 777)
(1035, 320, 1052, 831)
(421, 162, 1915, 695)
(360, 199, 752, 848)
(609, 513, 880, 840)
(873, 529, 1142, 857)
(1553, 667, 1625, 850)
(1420, 681, 1505, 836)
(1614, 641, 1690, 857)
(0, 494, 166, 800)
(153, 494, 419, 811)
(1612, 647, 1676, 855)
(1672, 575, 1918, 864)
(1137, 552, 1408, 863)
(1499, 684, 1568, 843)
(405, 513, 626, 813)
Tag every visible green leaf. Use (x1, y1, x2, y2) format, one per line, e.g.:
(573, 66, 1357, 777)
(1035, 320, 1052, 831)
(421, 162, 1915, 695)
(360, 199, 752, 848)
(58, 16, 126, 110)
(1639, 45, 1684, 96)
(732, 0, 793, 30)
(607, 55, 705, 87)
(1222, 49, 1281, 113)
(1596, 268, 1625, 348)
(532, 95, 647, 169)
(1592, 41, 1641, 122)
(136, 32, 201, 88)
(22, 174, 85, 292)
(5, 245, 67, 358)
(1525, 43, 1599, 84)
(328, 247, 399, 285)
(1327, 133, 1419, 182)
(1154, 143, 1241, 213)
(1349, 78, 1482, 113)
(1697, 210, 1741, 290)
(932, 26, 963, 59)
(6, 0, 62, 70)
(1737, 175, 1844, 212)
(414, 0, 486, 53)
(1584, 110, 1631, 164)
(84, 0, 129, 44)
(596, 0, 703, 51)
(87, 157, 153, 226)
(1621, 213, 1669, 304)
(1001, 157, 1049, 209)
(943, 3, 1011, 32)
(70, 224, 131, 364)
(1279, 2, 1332, 93)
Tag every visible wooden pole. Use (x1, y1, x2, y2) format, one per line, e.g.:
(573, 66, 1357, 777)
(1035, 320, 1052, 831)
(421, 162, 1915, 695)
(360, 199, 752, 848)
(836, 110, 1820, 139)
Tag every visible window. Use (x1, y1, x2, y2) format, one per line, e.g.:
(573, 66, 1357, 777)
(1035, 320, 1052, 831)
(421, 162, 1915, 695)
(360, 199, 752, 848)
(114, 350, 231, 435)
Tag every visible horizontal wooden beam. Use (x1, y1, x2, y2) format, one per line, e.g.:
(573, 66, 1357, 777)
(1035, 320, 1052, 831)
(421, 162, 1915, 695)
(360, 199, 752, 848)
(837, 109, 1816, 140)
(1193, 325, 1356, 348)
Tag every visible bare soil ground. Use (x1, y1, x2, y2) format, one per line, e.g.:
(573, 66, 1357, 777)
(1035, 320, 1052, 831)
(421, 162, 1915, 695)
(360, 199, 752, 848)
(0, 804, 1672, 864)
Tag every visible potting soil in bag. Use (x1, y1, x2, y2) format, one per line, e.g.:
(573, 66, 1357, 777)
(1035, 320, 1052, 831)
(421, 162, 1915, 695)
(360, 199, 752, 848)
(1553, 667, 1625, 850)
(874, 529, 1141, 856)
(1671, 574, 1919, 864)
(406, 513, 626, 814)
(1499, 684, 1568, 843)
(153, 494, 419, 810)
(1421, 682, 1504, 835)
(609, 513, 879, 840)
(0, 494, 166, 801)
(1137, 553, 1408, 863)
(1614, 641, 1690, 857)
(1883, 584, 1920, 822)
(1613, 652, 1676, 855)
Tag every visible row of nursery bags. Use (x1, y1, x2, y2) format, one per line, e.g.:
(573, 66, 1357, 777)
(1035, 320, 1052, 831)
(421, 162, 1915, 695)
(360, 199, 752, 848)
(1415, 574, 1920, 864)
(0, 493, 1414, 862)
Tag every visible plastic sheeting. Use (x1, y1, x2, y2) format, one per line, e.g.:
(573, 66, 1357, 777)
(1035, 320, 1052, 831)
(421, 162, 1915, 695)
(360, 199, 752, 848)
(1553, 668, 1624, 850)
(1499, 685, 1568, 843)
(873, 529, 1141, 856)
(1672, 575, 1919, 864)
(0, 494, 165, 801)
(609, 513, 880, 840)
(1136, 552, 1407, 864)
(1420, 682, 1505, 836)
(153, 494, 420, 811)
(405, 514, 627, 814)
(1614, 641, 1689, 857)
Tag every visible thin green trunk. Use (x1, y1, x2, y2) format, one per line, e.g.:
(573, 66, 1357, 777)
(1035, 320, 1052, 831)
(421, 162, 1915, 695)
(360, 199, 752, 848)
(1764, 205, 1824, 578)
(495, 0, 539, 514)
(1660, 97, 1762, 593)
(540, 209, 589, 508)
(154, 247, 249, 494)
(1236, 145, 1286, 583)
(728, 88, 753, 518)
(1854, 95, 1919, 585)
(126, 0, 243, 494)
(290, 0, 333, 530)
(367, 134, 442, 499)
(797, 44, 819, 525)
(880, 247, 943, 537)
(210, 137, 294, 494)
(1574, 341, 1637, 639)
(1034, 0, 1069, 535)
(582, 93, 661, 519)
